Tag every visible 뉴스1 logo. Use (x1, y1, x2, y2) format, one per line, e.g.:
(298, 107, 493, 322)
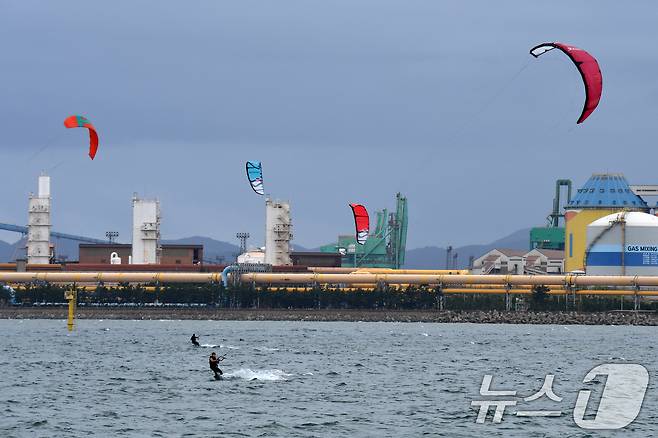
(471, 363, 649, 430)
(573, 364, 648, 430)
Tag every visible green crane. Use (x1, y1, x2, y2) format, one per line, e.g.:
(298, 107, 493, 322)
(320, 193, 408, 268)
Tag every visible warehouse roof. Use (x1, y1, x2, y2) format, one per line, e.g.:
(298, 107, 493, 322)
(532, 249, 565, 259)
(496, 249, 526, 257)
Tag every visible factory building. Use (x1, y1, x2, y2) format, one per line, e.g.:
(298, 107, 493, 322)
(160, 245, 203, 265)
(236, 249, 340, 267)
(79, 244, 131, 264)
(472, 248, 564, 275)
(524, 249, 565, 274)
(472, 249, 527, 275)
(290, 252, 342, 267)
(564, 174, 649, 272)
(585, 212, 658, 276)
(79, 244, 202, 265)
(530, 179, 572, 251)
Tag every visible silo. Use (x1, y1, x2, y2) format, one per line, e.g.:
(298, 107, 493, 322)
(131, 194, 161, 264)
(265, 198, 293, 266)
(27, 174, 52, 265)
(585, 212, 658, 276)
(564, 174, 649, 272)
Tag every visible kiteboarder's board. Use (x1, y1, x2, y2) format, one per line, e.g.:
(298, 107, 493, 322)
(214, 375, 223, 381)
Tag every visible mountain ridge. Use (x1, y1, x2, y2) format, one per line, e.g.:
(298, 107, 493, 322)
(0, 229, 531, 267)
(403, 228, 531, 269)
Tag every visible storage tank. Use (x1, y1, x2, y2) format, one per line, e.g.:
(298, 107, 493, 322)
(564, 173, 649, 272)
(237, 249, 266, 264)
(585, 212, 658, 275)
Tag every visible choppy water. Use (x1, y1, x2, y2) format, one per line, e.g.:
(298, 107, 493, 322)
(0, 319, 656, 437)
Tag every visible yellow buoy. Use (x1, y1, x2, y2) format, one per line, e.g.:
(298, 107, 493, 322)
(64, 290, 76, 332)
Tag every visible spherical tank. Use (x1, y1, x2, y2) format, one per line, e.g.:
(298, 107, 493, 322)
(585, 212, 658, 275)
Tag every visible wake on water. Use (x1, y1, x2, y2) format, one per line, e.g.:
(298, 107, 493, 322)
(199, 343, 239, 349)
(223, 368, 292, 382)
(197, 341, 285, 381)
(253, 346, 279, 352)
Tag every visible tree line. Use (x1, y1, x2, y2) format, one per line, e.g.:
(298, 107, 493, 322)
(3, 283, 658, 312)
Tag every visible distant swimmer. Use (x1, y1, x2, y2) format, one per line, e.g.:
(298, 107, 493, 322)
(209, 352, 224, 380)
(191, 333, 200, 347)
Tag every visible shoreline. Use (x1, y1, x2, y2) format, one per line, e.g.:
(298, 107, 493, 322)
(0, 307, 657, 325)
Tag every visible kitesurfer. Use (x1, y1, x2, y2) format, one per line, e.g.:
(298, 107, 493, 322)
(191, 333, 200, 347)
(209, 352, 224, 380)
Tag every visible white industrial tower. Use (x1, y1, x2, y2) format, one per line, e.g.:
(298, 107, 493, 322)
(27, 174, 52, 265)
(131, 194, 161, 264)
(265, 198, 293, 266)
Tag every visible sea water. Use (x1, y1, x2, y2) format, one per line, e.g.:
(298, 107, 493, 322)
(0, 320, 656, 437)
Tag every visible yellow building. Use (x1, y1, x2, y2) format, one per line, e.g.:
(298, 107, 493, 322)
(564, 174, 649, 272)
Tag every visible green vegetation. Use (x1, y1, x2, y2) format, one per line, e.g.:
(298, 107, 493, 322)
(6, 283, 658, 313)
(530, 285, 550, 310)
(0, 286, 13, 304)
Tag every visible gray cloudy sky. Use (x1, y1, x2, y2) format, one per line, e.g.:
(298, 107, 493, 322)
(0, 1, 657, 249)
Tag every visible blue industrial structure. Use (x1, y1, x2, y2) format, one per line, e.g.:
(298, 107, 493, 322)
(567, 174, 648, 209)
(564, 173, 652, 272)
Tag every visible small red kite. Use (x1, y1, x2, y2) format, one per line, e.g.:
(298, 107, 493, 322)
(64, 115, 99, 160)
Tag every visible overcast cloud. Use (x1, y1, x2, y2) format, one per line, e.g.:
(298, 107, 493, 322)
(0, 1, 657, 248)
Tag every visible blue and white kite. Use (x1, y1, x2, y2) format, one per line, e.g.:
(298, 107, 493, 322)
(246, 160, 264, 195)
